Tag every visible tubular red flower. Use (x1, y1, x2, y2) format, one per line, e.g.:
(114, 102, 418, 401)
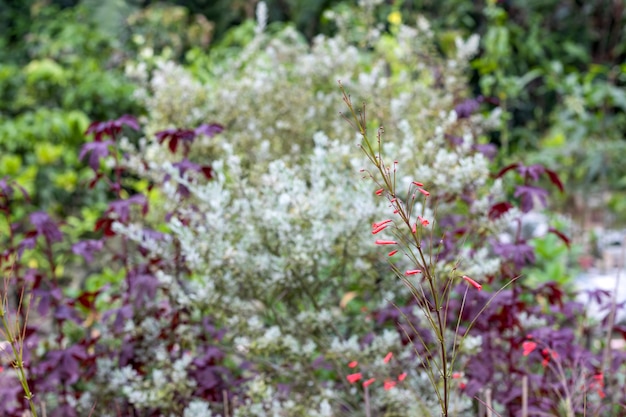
(347, 372, 362, 383)
(418, 188, 430, 197)
(411, 223, 416, 234)
(412, 181, 424, 187)
(383, 352, 393, 363)
(372, 219, 392, 229)
(388, 249, 398, 257)
(452, 372, 462, 379)
(417, 215, 429, 226)
(462, 275, 482, 291)
(522, 341, 537, 356)
(348, 361, 358, 368)
(362, 378, 376, 388)
(375, 188, 384, 195)
(397, 373, 407, 381)
(375, 240, 397, 245)
(405, 269, 421, 275)
(371, 224, 389, 234)
(384, 380, 397, 390)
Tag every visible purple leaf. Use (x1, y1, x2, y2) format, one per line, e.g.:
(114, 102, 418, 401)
(17, 234, 37, 257)
(72, 239, 104, 263)
(172, 159, 201, 176)
(545, 168, 564, 193)
(156, 128, 196, 154)
(548, 227, 570, 248)
(85, 115, 139, 141)
(454, 97, 482, 119)
(492, 240, 536, 269)
(495, 163, 520, 179)
(488, 201, 513, 220)
(195, 123, 224, 137)
(29, 212, 63, 243)
(107, 194, 148, 223)
(79, 140, 113, 171)
(518, 163, 545, 181)
(473, 143, 498, 160)
(128, 271, 160, 307)
(514, 185, 549, 212)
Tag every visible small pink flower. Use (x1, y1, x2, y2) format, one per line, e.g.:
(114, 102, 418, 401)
(375, 240, 397, 245)
(462, 275, 482, 291)
(375, 188, 384, 195)
(372, 219, 392, 229)
(405, 269, 421, 276)
(417, 215, 429, 226)
(459, 382, 466, 390)
(593, 372, 604, 384)
(522, 341, 537, 356)
(371, 224, 389, 234)
(452, 372, 462, 379)
(384, 379, 397, 390)
(411, 223, 416, 234)
(390, 198, 397, 203)
(412, 181, 424, 187)
(347, 372, 362, 383)
(362, 378, 376, 388)
(383, 352, 393, 363)
(348, 361, 358, 368)
(418, 188, 430, 197)
(397, 373, 407, 381)
(388, 250, 398, 257)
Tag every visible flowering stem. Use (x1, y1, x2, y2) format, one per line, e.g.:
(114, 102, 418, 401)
(339, 82, 450, 416)
(1, 263, 38, 417)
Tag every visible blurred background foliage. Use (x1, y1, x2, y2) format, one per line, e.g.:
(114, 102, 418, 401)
(0, 0, 625, 222)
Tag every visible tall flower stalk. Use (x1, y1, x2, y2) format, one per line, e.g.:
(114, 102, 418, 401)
(339, 81, 518, 416)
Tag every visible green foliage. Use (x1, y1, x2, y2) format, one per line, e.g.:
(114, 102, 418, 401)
(523, 232, 581, 288)
(0, 3, 140, 216)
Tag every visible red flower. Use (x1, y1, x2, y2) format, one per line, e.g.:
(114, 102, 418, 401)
(417, 215, 429, 226)
(375, 188, 384, 195)
(383, 352, 393, 363)
(398, 372, 407, 381)
(373, 220, 392, 227)
(412, 181, 424, 187)
(362, 378, 376, 388)
(452, 372, 462, 379)
(375, 240, 397, 245)
(372, 224, 389, 234)
(522, 341, 537, 356)
(388, 250, 398, 257)
(418, 188, 430, 197)
(384, 379, 397, 390)
(348, 361, 358, 368)
(347, 372, 362, 383)
(405, 269, 421, 276)
(462, 275, 482, 291)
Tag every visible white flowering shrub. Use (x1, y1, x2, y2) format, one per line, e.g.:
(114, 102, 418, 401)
(111, 3, 509, 414)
